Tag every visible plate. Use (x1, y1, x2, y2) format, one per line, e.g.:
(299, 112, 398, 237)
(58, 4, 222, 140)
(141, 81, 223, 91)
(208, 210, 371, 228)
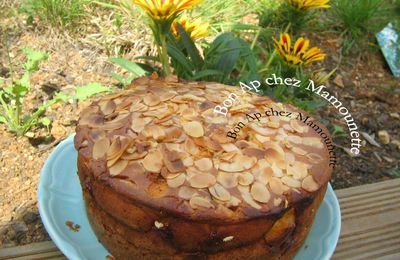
(38, 135, 341, 260)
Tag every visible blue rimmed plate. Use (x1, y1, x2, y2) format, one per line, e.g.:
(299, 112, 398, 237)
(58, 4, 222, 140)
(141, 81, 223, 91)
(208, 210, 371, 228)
(38, 135, 341, 260)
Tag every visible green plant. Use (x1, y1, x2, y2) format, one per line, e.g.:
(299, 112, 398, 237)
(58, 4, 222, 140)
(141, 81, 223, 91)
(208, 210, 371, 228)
(20, 0, 91, 29)
(167, 25, 259, 85)
(330, 0, 394, 54)
(0, 48, 69, 135)
(331, 124, 347, 138)
(109, 57, 154, 86)
(258, 0, 329, 35)
(75, 82, 114, 101)
(190, 0, 258, 33)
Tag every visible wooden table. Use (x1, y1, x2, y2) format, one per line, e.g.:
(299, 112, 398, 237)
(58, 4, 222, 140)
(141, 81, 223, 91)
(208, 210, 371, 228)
(1, 179, 399, 260)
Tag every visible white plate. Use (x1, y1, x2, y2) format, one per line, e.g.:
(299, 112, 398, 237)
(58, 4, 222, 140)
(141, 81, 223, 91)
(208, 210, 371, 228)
(38, 135, 341, 260)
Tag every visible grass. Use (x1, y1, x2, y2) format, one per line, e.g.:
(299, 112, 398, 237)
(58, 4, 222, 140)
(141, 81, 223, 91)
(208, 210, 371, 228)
(190, 0, 259, 33)
(20, 0, 91, 29)
(330, 0, 399, 54)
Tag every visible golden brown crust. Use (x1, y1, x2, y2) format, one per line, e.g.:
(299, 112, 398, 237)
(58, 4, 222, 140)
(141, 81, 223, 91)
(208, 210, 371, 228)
(74, 76, 332, 258)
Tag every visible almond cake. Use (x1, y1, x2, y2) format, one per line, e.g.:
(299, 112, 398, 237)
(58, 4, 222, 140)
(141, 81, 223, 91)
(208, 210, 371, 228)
(74, 76, 333, 260)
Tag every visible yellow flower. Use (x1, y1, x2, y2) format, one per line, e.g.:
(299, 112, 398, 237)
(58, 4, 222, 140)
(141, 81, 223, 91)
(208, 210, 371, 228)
(132, 0, 203, 22)
(171, 15, 209, 41)
(288, 0, 330, 10)
(272, 33, 326, 67)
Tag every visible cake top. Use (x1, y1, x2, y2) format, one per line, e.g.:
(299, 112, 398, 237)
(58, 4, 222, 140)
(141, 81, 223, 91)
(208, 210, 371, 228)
(74, 76, 332, 222)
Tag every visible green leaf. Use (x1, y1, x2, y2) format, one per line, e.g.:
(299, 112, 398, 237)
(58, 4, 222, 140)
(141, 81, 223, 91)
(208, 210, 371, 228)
(75, 83, 111, 101)
(0, 114, 8, 124)
(191, 69, 224, 80)
(40, 117, 51, 127)
(11, 81, 29, 97)
(108, 57, 147, 77)
(176, 23, 204, 70)
(55, 91, 72, 102)
(14, 72, 31, 92)
(22, 48, 48, 72)
(167, 44, 195, 73)
(135, 55, 160, 62)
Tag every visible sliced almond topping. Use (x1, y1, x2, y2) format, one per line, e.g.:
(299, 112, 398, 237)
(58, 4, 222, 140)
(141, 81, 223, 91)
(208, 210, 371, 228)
(102, 112, 130, 130)
(188, 173, 216, 189)
(269, 177, 285, 195)
(273, 198, 282, 207)
(292, 147, 308, 156)
(290, 120, 305, 133)
(178, 186, 198, 200)
(250, 182, 271, 203)
(264, 141, 285, 161)
(302, 175, 319, 192)
(142, 150, 163, 172)
(184, 138, 200, 155)
(194, 158, 213, 171)
(306, 153, 324, 162)
(92, 138, 110, 159)
(182, 156, 194, 167)
(255, 134, 271, 144)
(219, 155, 257, 172)
(258, 167, 274, 184)
(242, 147, 266, 159)
(287, 162, 308, 180)
(266, 121, 280, 128)
(182, 121, 204, 137)
(287, 135, 302, 144)
(148, 125, 166, 141)
(249, 123, 275, 136)
(217, 171, 238, 188)
(209, 183, 231, 201)
(189, 196, 214, 209)
(121, 151, 148, 160)
(131, 117, 152, 133)
(271, 163, 283, 177)
(100, 100, 116, 115)
(281, 176, 302, 188)
(221, 143, 239, 152)
(159, 91, 176, 101)
(285, 152, 296, 165)
(302, 137, 324, 148)
(238, 185, 261, 209)
(130, 102, 148, 112)
(167, 173, 186, 188)
(238, 173, 254, 186)
(219, 152, 237, 162)
(226, 196, 241, 207)
(143, 94, 161, 106)
(109, 159, 128, 176)
(107, 136, 131, 166)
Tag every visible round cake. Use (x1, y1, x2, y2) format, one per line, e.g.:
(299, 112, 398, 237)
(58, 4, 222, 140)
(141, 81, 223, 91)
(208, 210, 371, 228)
(74, 76, 332, 260)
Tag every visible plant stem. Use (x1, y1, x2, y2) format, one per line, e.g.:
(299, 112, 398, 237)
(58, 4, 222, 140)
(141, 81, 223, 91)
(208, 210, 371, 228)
(159, 33, 171, 76)
(259, 22, 291, 73)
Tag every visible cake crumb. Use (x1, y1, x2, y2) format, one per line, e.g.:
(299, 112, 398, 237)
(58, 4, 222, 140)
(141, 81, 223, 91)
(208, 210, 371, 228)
(223, 236, 234, 242)
(65, 220, 81, 232)
(106, 255, 116, 260)
(154, 221, 164, 229)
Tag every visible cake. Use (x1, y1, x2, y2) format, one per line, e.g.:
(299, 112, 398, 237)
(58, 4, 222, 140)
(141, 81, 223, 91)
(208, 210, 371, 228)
(74, 75, 332, 260)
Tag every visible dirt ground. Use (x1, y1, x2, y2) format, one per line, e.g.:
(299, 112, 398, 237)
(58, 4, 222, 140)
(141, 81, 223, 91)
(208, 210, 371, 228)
(0, 5, 399, 249)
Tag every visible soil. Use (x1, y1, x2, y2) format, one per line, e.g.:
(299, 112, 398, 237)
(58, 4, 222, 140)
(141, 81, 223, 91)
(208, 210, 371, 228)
(0, 3, 399, 250)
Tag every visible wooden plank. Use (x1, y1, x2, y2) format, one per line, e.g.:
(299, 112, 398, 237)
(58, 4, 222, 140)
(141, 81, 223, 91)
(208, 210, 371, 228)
(0, 241, 65, 260)
(0, 179, 399, 259)
(333, 178, 400, 260)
